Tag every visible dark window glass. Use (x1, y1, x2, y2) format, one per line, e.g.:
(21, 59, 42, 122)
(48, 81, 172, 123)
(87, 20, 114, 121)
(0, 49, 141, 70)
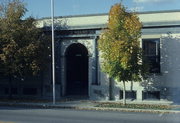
(120, 90, 137, 100)
(0, 69, 6, 79)
(4, 88, 9, 95)
(3, 88, 18, 95)
(11, 88, 18, 95)
(143, 91, 160, 100)
(23, 88, 37, 95)
(142, 39, 160, 73)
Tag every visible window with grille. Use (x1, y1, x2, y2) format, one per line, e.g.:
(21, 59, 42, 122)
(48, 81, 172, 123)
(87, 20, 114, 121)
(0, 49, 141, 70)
(142, 39, 160, 73)
(143, 91, 160, 100)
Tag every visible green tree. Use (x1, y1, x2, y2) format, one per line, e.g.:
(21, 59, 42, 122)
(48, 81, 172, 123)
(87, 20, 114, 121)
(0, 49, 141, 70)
(98, 3, 147, 105)
(0, 0, 50, 98)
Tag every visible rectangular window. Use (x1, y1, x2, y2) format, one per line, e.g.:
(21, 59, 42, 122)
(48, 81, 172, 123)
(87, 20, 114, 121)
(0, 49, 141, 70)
(142, 39, 160, 73)
(4, 88, 9, 95)
(23, 88, 37, 95)
(11, 88, 18, 95)
(119, 90, 137, 100)
(0, 69, 5, 79)
(3, 88, 18, 95)
(143, 91, 160, 100)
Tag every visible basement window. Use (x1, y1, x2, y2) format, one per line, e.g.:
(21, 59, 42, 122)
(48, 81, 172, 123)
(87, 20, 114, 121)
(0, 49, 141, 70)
(120, 90, 137, 100)
(143, 91, 160, 100)
(23, 88, 37, 95)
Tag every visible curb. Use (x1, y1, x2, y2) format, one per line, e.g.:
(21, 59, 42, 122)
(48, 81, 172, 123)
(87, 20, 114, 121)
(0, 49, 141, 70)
(0, 102, 180, 114)
(82, 107, 180, 114)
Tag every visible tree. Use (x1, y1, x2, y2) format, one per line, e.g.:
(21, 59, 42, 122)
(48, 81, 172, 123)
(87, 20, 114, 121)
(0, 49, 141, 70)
(98, 3, 146, 105)
(0, 0, 50, 98)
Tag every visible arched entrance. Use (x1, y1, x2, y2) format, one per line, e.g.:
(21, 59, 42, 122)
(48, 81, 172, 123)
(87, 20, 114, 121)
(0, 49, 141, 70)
(65, 43, 88, 96)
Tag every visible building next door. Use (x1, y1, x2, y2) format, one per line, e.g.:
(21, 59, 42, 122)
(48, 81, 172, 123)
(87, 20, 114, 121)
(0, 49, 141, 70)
(65, 43, 88, 96)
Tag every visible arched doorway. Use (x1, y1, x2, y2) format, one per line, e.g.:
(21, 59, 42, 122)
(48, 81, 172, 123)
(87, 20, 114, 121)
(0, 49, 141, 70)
(65, 43, 88, 96)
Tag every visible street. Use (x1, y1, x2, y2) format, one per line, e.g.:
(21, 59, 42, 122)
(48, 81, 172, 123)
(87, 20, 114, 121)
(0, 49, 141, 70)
(0, 106, 179, 123)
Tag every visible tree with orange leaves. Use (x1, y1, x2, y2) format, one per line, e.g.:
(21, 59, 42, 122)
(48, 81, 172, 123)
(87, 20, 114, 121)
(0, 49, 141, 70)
(98, 3, 147, 105)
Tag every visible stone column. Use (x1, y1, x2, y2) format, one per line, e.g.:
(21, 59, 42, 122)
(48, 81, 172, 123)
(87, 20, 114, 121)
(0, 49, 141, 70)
(60, 55, 66, 96)
(88, 57, 93, 97)
(137, 89, 143, 101)
(92, 36, 99, 85)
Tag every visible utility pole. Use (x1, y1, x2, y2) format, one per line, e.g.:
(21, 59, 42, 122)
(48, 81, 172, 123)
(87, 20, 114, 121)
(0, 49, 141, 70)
(51, 0, 55, 104)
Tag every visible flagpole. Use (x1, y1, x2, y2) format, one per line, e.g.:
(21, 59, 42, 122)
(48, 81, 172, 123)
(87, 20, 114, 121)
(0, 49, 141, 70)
(51, 0, 56, 104)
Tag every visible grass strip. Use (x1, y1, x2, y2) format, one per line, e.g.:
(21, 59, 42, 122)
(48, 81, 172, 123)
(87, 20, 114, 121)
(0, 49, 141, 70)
(96, 102, 174, 110)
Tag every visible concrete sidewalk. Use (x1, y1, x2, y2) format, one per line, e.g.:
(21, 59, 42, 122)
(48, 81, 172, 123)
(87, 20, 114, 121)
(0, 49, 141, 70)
(0, 100, 96, 109)
(0, 100, 180, 114)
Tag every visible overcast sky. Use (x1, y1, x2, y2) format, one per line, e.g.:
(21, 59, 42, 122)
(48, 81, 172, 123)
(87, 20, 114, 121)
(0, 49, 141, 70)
(21, 0, 180, 18)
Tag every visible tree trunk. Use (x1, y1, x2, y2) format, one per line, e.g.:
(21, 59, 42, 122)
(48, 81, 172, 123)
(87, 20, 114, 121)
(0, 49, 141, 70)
(130, 81, 133, 100)
(109, 77, 113, 100)
(123, 81, 126, 105)
(8, 74, 12, 99)
(40, 71, 44, 97)
(130, 81, 133, 91)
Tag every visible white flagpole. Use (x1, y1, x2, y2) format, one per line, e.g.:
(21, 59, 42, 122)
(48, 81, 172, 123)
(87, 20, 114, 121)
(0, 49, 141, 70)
(51, 0, 55, 104)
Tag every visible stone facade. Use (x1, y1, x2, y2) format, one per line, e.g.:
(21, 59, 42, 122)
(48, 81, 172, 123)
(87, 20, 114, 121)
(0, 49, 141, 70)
(41, 10, 180, 102)
(1, 10, 180, 103)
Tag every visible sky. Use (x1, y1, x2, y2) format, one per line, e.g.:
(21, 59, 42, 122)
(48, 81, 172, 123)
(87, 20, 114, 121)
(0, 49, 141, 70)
(20, 0, 180, 18)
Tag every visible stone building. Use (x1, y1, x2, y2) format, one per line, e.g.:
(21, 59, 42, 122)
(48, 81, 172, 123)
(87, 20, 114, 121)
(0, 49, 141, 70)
(1, 10, 180, 103)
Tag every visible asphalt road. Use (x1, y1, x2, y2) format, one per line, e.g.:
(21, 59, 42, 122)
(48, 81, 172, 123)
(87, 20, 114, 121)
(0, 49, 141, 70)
(0, 106, 180, 123)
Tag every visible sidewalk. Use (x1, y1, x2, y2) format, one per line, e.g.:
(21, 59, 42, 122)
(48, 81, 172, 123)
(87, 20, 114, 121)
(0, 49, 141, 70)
(0, 100, 180, 114)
